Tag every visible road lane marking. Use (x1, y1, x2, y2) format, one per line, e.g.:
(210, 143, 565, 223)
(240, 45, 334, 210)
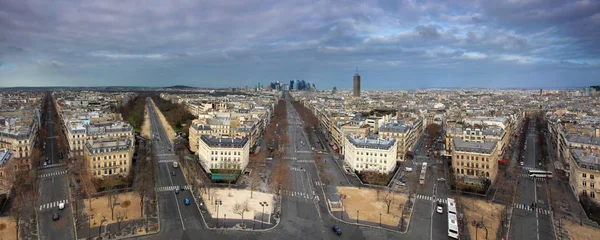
(39, 199, 68, 211)
(39, 170, 68, 178)
(155, 185, 192, 192)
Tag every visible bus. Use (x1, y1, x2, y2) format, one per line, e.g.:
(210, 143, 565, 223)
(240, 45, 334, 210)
(419, 162, 428, 184)
(447, 198, 457, 215)
(528, 169, 552, 178)
(447, 213, 459, 239)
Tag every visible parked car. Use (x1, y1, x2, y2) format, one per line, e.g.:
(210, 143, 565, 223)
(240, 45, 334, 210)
(331, 225, 342, 235)
(400, 176, 407, 183)
(184, 198, 190, 205)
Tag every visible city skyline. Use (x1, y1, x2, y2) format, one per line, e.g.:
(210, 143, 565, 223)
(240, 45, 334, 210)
(1, 0, 599, 89)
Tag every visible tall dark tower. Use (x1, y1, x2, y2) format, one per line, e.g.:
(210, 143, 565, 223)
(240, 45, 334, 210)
(353, 67, 361, 97)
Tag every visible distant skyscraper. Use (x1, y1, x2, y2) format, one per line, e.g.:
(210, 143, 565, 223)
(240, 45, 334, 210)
(353, 68, 361, 97)
(332, 85, 337, 94)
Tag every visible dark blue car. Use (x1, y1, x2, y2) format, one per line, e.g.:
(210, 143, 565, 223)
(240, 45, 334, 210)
(184, 198, 190, 205)
(331, 225, 342, 235)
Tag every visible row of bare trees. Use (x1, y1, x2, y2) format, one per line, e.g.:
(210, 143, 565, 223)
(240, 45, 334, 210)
(3, 155, 40, 240)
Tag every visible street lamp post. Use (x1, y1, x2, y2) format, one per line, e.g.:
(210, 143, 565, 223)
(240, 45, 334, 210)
(379, 213, 382, 227)
(223, 214, 226, 228)
(260, 201, 268, 229)
(357, 210, 359, 224)
(215, 200, 222, 228)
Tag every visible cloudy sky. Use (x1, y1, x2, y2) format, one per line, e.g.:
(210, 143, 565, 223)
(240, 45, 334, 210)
(0, 0, 599, 89)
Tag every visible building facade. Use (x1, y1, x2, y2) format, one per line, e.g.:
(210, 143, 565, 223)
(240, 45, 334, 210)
(451, 137, 499, 185)
(84, 137, 134, 179)
(343, 135, 397, 174)
(197, 135, 250, 172)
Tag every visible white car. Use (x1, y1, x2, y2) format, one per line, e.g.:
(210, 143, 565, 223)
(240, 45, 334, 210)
(58, 202, 65, 210)
(520, 161, 524, 166)
(405, 167, 413, 172)
(436, 206, 443, 214)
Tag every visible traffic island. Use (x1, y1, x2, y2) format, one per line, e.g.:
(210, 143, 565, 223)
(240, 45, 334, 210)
(461, 197, 502, 240)
(0, 217, 17, 240)
(199, 188, 277, 230)
(84, 192, 141, 228)
(336, 186, 409, 230)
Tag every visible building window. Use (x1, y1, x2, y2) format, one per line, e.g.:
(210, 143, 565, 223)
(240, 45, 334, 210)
(583, 182, 587, 187)
(591, 182, 595, 188)
(592, 192, 596, 199)
(583, 173, 587, 178)
(591, 175, 595, 180)
(583, 190, 587, 196)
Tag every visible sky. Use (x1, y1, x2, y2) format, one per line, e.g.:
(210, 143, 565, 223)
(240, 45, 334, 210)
(0, 0, 599, 89)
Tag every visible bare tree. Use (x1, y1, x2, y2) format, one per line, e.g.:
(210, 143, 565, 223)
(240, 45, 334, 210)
(269, 163, 290, 196)
(106, 187, 119, 220)
(232, 200, 251, 226)
(248, 155, 264, 199)
(384, 191, 394, 214)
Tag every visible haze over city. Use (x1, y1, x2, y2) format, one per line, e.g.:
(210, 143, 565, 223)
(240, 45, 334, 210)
(0, 0, 598, 89)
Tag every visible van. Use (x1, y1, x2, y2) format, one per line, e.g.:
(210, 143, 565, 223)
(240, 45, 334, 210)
(405, 167, 413, 172)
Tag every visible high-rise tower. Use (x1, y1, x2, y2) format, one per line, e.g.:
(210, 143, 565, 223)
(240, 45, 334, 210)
(353, 67, 361, 97)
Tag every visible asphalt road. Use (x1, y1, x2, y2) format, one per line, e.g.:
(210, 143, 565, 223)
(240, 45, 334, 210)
(402, 131, 450, 240)
(510, 122, 555, 240)
(37, 98, 75, 240)
(146, 98, 205, 234)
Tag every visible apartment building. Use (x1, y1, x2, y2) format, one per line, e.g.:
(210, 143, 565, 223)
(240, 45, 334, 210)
(451, 137, 499, 185)
(343, 135, 397, 174)
(84, 137, 133, 179)
(65, 120, 134, 157)
(0, 149, 13, 198)
(564, 135, 600, 203)
(197, 135, 249, 180)
(379, 117, 424, 161)
(0, 112, 39, 169)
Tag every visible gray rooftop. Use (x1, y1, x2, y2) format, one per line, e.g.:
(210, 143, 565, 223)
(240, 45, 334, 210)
(453, 137, 497, 154)
(572, 149, 600, 169)
(568, 136, 600, 146)
(379, 123, 410, 133)
(201, 135, 248, 148)
(345, 135, 396, 150)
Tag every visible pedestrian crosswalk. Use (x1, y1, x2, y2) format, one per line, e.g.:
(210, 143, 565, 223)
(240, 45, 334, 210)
(40, 163, 66, 169)
(290, 167, 305, 172)
(39, 200, 68, 211)
(155, 185, 192, 192)
(297, 160, 314, 163)
(314, 181, 324, 186)
(517, 174, 548, 182)
(282, 189, 318, 200)
(158, 160, 175, 163)
(39, 170, 67, 178)
(296, 150, 312, 153)
(513, 203, 552, 215)
(416, 194, 447, 204)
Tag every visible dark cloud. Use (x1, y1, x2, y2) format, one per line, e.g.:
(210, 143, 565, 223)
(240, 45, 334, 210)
(415, 25, 441, 40)
(0, 0, 598, 88)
